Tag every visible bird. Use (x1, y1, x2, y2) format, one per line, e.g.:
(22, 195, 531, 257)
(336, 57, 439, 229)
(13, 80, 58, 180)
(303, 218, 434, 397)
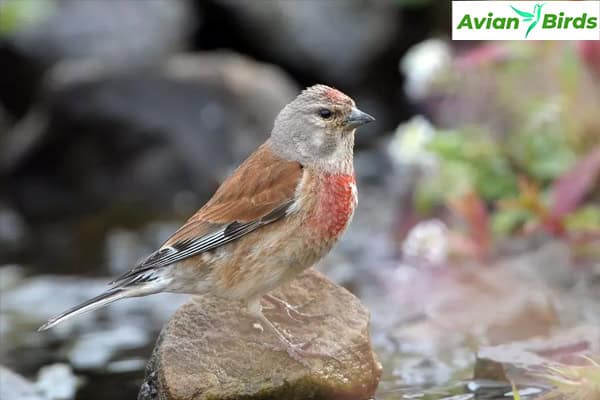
(38, 84, 375, 362)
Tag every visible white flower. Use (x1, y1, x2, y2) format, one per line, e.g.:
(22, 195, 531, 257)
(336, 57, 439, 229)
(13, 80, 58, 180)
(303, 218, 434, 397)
(402, 219, 449, 267)
(400, 38, 451, 101)
(388, 115, 438, 172)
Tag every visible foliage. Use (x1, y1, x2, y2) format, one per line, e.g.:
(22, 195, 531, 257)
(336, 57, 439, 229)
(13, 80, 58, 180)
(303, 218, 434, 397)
(0, 0, 54, 36)
(410, 42, 600, 250)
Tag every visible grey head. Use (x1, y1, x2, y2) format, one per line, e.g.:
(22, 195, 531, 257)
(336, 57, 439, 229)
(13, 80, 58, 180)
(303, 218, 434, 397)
(269, 84, 374, 174)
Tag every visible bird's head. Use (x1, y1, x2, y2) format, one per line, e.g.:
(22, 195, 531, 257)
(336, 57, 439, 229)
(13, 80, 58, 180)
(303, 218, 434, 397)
(270, 84, 374, 173)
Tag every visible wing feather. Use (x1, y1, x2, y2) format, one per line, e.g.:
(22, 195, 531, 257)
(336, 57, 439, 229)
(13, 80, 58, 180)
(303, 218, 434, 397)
(111, 144, 302, 285)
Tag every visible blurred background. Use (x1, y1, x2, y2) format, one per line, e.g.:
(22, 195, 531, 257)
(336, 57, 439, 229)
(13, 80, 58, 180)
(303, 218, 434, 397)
(1, 1, 599, 399)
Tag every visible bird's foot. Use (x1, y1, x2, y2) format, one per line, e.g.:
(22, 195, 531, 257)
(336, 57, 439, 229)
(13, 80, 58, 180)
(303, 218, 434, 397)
(263, 294, 327, 323)
(247, 299, 339, 367)
(262, 334, 341, 368)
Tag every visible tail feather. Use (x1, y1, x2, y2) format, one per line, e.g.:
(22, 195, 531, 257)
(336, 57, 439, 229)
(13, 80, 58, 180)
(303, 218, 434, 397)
(38, 279, 167, 331)
(38, 289, 128, 331)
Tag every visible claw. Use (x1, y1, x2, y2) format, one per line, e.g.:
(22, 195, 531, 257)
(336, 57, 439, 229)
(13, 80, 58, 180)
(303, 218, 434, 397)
(263, 294, 328, 323)
(246, 299, 340, 367)
(261, 336, 341, 367)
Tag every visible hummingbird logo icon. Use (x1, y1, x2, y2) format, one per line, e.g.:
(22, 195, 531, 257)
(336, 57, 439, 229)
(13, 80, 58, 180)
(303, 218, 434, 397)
(511, 3, 545, 38)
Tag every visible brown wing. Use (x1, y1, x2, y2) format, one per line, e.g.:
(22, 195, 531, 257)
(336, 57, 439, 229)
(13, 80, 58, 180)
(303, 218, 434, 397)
(166, 143, 303, 241)
(111, 144, 303, 285)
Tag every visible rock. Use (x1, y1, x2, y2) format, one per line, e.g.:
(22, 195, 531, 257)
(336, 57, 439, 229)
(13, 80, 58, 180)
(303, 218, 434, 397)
(35, 363, 80, 400)
(0, 274, 188, 371)
(474, 325, 600, 384)
(385, 265, 559, 352)
(140, 269, 381, 400)
(0, 0, 196, 116)
(0, 365, 44, 400)
(499, 240, 576, 290)
(8, 0, 194, 65)
(216, 0, 399, 85)
(0, 108, 48, 173)
(10, 52, 298, 220)
(0, 264, 25, 292)
(6, 52, 298, 271)
(67, 325, 149, 370)
(0, 206, 30, 258)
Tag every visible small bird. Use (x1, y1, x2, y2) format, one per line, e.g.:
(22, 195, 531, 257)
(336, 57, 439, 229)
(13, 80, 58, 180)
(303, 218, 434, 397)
(39, 84, 374, 361)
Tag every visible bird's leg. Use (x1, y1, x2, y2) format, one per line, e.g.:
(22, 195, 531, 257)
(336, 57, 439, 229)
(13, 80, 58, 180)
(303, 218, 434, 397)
(262, 294, 327, 323)
(246, 299, 337, 367)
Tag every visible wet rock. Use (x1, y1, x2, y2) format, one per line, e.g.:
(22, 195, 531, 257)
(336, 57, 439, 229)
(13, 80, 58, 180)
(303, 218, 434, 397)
(140, 269, 381, 400)
(1, 274, 188, 371)
(474, 325, 600, 384)
(35, 363, 80, 400)
(386, 265, 559, 352)
(67, 326, 149, 370)
(217, 0, 399, 85)
(0, 365, 44, 400)
(1, 274, 187, 330)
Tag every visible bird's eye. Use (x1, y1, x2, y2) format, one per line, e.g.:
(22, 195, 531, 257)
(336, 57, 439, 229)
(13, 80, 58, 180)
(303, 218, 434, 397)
(319, 108, 332, 119)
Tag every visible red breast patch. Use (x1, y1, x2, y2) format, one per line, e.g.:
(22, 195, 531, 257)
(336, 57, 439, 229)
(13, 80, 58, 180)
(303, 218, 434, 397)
(309, 174, 357, 238)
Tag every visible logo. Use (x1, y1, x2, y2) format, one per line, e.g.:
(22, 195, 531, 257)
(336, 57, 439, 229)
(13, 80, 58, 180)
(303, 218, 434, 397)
(510, 3, 544, 38)
(452, 1, 600, 40)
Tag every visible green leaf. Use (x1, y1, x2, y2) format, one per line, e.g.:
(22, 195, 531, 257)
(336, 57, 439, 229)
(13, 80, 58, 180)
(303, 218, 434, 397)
(0, 0, 54, 36)
(511, 6, 534, 18)
(511, 381, 522, 400)
(510, 130, 577, 183)
(414, 161, 475, 213)
(492, 209, 532, 235)
(524, 17, 532, 22)
(564, 206, 600, 232)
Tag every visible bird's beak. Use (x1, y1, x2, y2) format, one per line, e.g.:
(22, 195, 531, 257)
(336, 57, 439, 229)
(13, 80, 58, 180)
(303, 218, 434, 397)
(345, 107, 375, 129)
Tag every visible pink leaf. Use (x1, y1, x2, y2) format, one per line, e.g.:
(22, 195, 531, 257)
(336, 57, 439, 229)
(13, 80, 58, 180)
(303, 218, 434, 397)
(578, 41, 600, 79)
(550, 146, 600, 219)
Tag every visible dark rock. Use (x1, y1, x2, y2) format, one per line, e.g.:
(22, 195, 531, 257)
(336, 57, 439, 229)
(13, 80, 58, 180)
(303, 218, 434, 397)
(474, 325, 600, 384)
(9, 0, 194, 65)
(216, 0, 399, 86)
(0, 205, 30, 259)
(0, 0, 196, 117)
(5, 52, 298, 271)
(139, 269, 382, 400)
(11, 52, 298, 220)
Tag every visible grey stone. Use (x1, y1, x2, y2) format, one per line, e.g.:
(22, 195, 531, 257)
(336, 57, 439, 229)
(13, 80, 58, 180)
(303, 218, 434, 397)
(474, 325, 600, 384)
(34, 363, 80, 400)
(11, 52, 298, 220)
(217, 0, 399, 85)
(140, 269, 381, 400)
(9, 0, 194, 66)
